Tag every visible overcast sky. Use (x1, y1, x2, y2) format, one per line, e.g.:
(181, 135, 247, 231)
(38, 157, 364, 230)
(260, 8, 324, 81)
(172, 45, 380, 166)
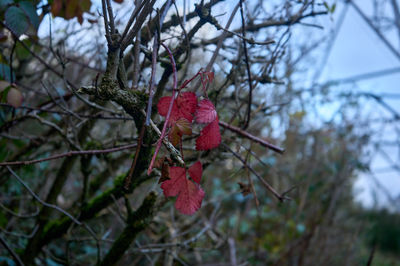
(316, 0, 400, 209)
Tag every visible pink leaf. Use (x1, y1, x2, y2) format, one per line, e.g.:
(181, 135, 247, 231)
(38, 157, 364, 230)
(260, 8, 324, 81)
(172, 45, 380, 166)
(196, 118, 221, 150)
(188, 161, 202, 184)
(160, 166, 205, 215)
(196, 99, 217, 124)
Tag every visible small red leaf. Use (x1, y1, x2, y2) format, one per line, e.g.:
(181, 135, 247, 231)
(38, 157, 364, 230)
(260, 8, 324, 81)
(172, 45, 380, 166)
(168, 118, 192, 146)
(196, 118, 221, 150)
(196, 99, 217, 124)
(206, 71, 214, 83)
(160, 166, 205, 215)
(188, 161, 202, 184)
(176, 118, 192, 135)
(168, 124, 181, 146)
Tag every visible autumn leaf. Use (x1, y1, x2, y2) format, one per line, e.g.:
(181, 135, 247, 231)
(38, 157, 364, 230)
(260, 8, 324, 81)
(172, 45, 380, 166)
(168, 118, 192, 146)
(196, 118, 221, 150)
(157, 92, 197, 125)
(196, 99, 217, 124)
(205, 71, 214, 83)
(199, 71, 214, 91)
(160, 162, 204, 215)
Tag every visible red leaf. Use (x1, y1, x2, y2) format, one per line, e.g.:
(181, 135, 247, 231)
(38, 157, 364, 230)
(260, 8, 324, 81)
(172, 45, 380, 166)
(206, 71, 214, 83)
(160, 166, 205, 215)
(157, 92, 197, 125)
(175, 179, 204, 215)
(196, 118, 221, 150)
(196, 99, 217, 124)
(188, 161, 202, 184)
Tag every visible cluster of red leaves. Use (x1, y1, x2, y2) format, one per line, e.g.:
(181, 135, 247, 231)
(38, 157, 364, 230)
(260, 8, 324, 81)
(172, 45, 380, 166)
(156, 71, 220, 215)
(157, 93, 221, 150)
(160, 161, 204, 215)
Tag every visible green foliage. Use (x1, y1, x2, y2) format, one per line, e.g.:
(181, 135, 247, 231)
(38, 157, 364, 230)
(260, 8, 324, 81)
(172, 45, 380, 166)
(0, 63, 13, 81)
(3, 3, 38, 36)
(363, 209, 400, 255)
(0, 0, 13, 11)
(18, 1, 39, 30)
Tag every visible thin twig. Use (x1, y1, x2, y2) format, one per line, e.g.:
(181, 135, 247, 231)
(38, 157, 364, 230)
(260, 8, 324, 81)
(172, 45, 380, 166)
(102, 0, 112, 43)
(124, 126, 146, 189)
(0, 201, 39, 218)
(26, 113, 81, 151)
(105, 0, 116, 35)
(121, 0, 157, 52)
(219, 120, 285, 154)
(6, 166, 102, 263)
(349, 0, 400, 61)
(0, 143, 137, 166)
(0, 234, 24, 266)
(239, 0, 253, 129)
(6, 166, 82, 224)
(121, 0, 149, 42)
(145, 31, 159, 126)
(0, 103, 133, 121)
